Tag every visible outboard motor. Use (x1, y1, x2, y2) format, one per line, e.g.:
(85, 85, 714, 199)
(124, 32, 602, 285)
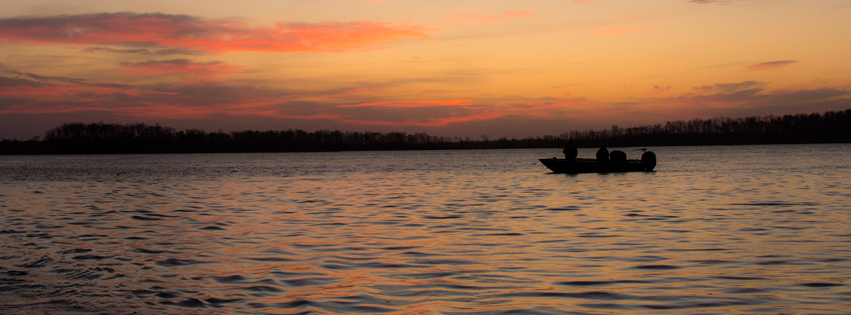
(610, 150, 627, 161)
(641, 151, 657, 171)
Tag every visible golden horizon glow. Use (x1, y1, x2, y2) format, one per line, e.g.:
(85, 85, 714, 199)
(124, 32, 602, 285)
(0, 0, 849, 139)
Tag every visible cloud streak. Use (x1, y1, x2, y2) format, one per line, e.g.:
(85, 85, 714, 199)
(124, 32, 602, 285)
(746, 60, 799, 71)
(7, 71, 87, 85)
(0, 13, 432, 53)
(3, 66, 849, 136)
(645, 85, 672, 96)
(336, 112, 507, 127)
(83, 46, 204, 56)
(663, 81, 850, 112)
(119, 59, 244, 81)
(0, 73, 178, 102)
(338, 99, 477, 108)
(0, 68, 583, 129)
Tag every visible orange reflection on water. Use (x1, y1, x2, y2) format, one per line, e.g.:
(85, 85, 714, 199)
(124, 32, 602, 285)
(1, 148, 849, 313)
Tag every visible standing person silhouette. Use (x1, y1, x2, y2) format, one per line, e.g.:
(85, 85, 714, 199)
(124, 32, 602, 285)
(563, 140, 578, 160)
(596, 145, 609, 161)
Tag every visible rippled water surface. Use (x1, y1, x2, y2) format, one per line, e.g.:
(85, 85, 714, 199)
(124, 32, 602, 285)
(1, 144, 850, 314)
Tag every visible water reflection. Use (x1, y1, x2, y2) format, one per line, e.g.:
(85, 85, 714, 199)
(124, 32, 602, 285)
(0, 145, 849, 314)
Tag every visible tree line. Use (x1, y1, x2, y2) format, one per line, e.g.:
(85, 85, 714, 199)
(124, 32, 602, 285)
(1, 109, 849, 154)
(561, 109, 850, 147)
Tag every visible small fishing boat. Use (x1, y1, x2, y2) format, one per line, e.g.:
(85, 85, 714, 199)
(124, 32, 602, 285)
(539, 151, 656, 173)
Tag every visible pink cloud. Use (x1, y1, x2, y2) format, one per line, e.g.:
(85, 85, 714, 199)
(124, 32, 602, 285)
(218, 100, 504, 127)
(0, 13, 432, 54)
(337, 112, 507, 127)
(223, 100, 289, 110)
(0, 80, 178, 101)
(0, 102, 209, 118)
(0, 86, 175, 102)
(746, 60, 799, 71)
(572, 0, 594, 4)
(552, 91, 572, 97)
(3, 73, 849, 139)
(2, 72, 506, 127)
(0, 70, 600, 128)
(0, 105, 109, 115)
(311, 86, 384, 99)
(119, 103, 220, 119)
(1, 71, 179, 102)
(443, 10, 536, 26)
(119, 59, 244, 82)
(338, 99, 478, 108)
(329, 97, 606, 127)
(329, 97, 602, 127)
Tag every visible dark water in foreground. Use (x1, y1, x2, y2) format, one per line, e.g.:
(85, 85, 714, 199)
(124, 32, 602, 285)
(1, 144, 849, 314)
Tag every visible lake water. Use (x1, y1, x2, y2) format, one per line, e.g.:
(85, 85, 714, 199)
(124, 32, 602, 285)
(1, 144, 849, 314)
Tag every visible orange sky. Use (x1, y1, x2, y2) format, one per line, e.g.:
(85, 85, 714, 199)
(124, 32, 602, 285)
(1, 0, 849, 139)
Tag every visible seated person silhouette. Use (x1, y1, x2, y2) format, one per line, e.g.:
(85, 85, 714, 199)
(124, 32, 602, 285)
(596, 145, 609, 161)
(563, 140, 578, 160)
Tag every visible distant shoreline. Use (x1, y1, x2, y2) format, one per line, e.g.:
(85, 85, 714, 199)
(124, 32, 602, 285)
(2, 142, 851, 156)
(2, 109, 848, 155)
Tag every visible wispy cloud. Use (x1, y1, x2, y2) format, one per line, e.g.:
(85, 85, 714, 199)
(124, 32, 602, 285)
(645, 85, 672, 96)
(746, 60, 799, 71)
(338, 99, 477, 108)
(0, 71, 177, 101)
(333, 112, 507, 128)
(7, 71, 87, 85)
(119, 59, 244, 82)
(443, 10, 536, 26)
(83, 46, 203, 56)
(652, 81, 850, 115)
(557, 81, 851, 128)
(713, 81, 764, 93)
(4, 66, 849, 135)
(0, 68, 587, 129)
(0, 13, 432, 54)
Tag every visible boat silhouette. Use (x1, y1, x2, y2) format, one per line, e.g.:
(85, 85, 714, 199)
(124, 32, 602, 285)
(540, 150, 656, 173)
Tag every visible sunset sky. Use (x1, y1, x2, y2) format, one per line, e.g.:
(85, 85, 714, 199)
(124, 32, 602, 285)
(1, 0, 849, 140)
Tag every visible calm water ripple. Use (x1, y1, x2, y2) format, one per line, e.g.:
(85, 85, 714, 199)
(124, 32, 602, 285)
(1, 144, 850, 314)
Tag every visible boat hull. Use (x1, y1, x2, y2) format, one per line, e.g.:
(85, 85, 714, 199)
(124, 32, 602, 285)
(539, 158, 654, 173)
